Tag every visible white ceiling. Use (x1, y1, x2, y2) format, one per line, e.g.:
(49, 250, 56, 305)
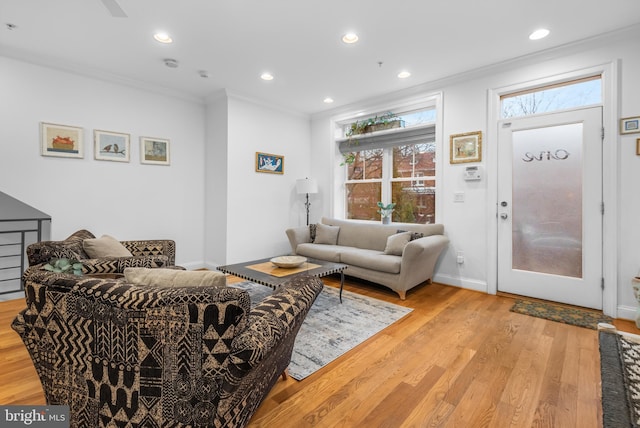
(2, 0, 640, 115)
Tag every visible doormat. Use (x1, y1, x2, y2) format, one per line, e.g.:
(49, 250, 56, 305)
(510, 299, 613, 329)
(599, 330, 640, 427)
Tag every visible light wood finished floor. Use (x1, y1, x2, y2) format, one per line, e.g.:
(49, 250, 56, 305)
(1, 275, 637, 427)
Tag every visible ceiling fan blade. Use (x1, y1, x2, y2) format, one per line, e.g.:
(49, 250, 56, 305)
(100, 0, 127, 18)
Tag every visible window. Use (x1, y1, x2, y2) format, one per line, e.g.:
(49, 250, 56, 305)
(339, 107, 437, 224)
(501, 76, 601, 118)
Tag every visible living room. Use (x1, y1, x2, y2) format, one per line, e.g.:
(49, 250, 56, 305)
(1, 1, 640, 426)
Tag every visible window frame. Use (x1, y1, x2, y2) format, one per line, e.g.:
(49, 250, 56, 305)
(331, 92, 443, 224)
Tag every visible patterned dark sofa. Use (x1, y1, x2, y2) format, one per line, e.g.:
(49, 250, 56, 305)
(12, 267, 323, 427)
(26, 229, 178, 274)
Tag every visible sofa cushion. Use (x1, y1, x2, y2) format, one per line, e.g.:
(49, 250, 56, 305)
(340, 248, 401, 274)
(321, 217, 444, 251)
(296, 243, 342, 262)
(384, 231, 412, 255)
(124, 267, 226, 287)
(314, 223, 340, 245)
(84, 235, 134, 258)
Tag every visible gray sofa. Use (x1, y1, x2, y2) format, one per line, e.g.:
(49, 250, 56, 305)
(286, 217, 449, 299)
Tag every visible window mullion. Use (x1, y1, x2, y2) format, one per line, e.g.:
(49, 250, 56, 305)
(381, 148, 392, 205)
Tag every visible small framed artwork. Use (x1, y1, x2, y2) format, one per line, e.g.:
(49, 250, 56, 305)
(40, 122, 84, 158)
(637, 138, 640, 156)
(450, 131, 482, 164)
(140, 137, 170, 165)
(94, 130, 130, 162)
(255, 152, 284, 174)
(621, 116, 640, 135)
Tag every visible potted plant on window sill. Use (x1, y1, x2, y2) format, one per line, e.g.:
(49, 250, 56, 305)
(377, 202, 396, 224)
(341, 112, 404, 166)
(346, 112, 405, 140)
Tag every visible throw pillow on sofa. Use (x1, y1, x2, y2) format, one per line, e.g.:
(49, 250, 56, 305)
(83, 235, 133, 258)
(314, 223, 340, 245)
(384, 231, 412, 255)
(124, 268, 226, 287)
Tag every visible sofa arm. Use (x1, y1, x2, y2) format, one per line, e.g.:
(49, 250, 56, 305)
(229, 275, 323, 374)
(285, 226, 312, 254)
(120, 239, 176, 265)
(400, 234, 449, 283)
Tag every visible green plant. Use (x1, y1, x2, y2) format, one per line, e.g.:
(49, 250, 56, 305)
(340, 152, 356, 166)
(376, 201, 396, 218)
(345, 111, 402, 138)
(341, 112, 403, 166)
(43, 258, 83, 276)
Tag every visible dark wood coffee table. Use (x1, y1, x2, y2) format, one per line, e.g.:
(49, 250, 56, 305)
(217, 257, 348, 302)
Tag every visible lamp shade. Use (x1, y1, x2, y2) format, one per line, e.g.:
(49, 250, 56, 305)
(296, 178, 318, 194)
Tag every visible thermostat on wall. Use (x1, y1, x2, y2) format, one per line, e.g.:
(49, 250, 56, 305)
(464, 166, 481, 181)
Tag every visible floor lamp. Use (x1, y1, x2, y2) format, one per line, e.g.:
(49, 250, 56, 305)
(296, 178, 318, 226)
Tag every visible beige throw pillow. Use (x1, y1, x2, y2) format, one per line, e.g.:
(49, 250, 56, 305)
(384, 231, 412, 255)
(124, 268, 226, 288)
(83, 235, 133, 258)
(314, 223, 340, 245)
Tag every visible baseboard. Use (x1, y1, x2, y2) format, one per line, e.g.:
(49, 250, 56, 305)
(617, 305, 637, 322)
(434, 273, 488, 293)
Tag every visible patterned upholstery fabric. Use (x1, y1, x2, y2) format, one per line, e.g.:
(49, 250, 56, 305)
(12, 269, 323, 428)
(26, 230, 178, 273)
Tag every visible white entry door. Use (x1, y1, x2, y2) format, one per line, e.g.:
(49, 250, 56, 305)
(497, 107, 603, 309)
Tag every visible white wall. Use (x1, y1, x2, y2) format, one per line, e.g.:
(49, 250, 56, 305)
(311, 25, 640, 318)
(205, 94, 311, 265)
(204, 91, 229, 268)
(0, 56, 206, 267)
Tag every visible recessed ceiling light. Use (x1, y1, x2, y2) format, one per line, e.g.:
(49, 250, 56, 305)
(397, 71, 411, 79)
(261, 72, 274, 81)
(342, 32, 359, 44)
(323, 97, 334, 104)
(154, 32, 173, 43)
(529, 28, 550, 40)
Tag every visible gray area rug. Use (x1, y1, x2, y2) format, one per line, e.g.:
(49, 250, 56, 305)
(231, 281, 413, 380)
(599, 331, 640, 427)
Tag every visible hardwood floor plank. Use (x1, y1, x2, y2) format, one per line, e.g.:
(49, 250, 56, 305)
(2, 276, 638, 427)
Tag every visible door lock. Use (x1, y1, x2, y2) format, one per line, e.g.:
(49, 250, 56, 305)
(500, 213, 508, 219)
(500, 201, 508, 207)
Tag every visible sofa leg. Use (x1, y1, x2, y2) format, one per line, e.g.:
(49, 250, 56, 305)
(281, 370, 288, 381)
(397, 290, 406, 300)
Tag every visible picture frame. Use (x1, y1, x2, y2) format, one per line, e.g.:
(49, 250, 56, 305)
(94, 130, 130, 162)
(450, 131, 482, 164)
(637, 138, 640, 156)
(255, 152, 284, 174)
(140, 137, 170, 165)
(620, 116, 640, 135)
(40, 122, 84, 158)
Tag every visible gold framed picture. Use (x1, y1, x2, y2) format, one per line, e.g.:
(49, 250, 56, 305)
(40, 122, 84, 158)
(450, 131, 482, 164)
(620, 116, 640, 135)
(255, 152, 284, 174)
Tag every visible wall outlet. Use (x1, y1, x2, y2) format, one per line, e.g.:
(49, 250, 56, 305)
(456, 251, 464, 264)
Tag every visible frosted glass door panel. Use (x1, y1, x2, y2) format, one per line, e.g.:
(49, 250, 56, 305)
(511, 123, 583, 278)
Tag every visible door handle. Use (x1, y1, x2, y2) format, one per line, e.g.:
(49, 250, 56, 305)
(500, 213, 508, 219)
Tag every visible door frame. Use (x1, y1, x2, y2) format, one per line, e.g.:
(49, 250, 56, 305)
(486, 62, 619, 317)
